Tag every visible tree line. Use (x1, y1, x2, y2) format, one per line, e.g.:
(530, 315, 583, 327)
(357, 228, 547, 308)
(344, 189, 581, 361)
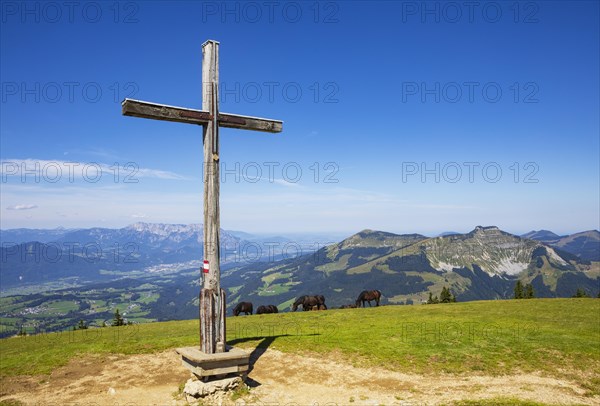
(72, 308, 131, 330)
(426, 286, 456, 304)
(513, 281, 598, 299)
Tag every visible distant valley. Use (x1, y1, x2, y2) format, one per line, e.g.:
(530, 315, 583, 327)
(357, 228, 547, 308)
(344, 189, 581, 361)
(0, 223, 337, 292)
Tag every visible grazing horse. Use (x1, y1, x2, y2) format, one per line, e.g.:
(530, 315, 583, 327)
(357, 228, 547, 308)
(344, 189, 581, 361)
(339, 304, 357, 309)
(233, 302, 253, 316)
(292, 295, 326, 311)
(292, 295, 311, 311)
(256, 304, 279, 314)
(355, 290, 382, 307)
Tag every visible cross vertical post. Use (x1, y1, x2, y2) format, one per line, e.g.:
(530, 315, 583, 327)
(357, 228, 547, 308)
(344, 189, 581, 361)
(200, 40, 225, 354)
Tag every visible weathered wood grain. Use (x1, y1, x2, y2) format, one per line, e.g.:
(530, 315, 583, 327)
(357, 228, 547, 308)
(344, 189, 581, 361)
(122, 99, 282, 133)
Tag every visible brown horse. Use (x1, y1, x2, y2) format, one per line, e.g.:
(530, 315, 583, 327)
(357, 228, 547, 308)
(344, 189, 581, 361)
(256, 304, 279, 314)
(233, 302, 253, 316)
(292, 295, 326, 311)
(355, 290, 382, 307)
(339, 304, 357, 309)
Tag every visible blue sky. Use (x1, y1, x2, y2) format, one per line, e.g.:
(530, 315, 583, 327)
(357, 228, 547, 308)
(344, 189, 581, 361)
(1, 1, 598, 235)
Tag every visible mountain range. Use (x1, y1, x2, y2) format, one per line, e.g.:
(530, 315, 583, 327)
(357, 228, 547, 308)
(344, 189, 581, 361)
(0, 224, 598, 336)
(521, 229, 600, 262)
(224, 226, 599, 308)
(1, 225, 597, 298)
(0, 223, 336, 290)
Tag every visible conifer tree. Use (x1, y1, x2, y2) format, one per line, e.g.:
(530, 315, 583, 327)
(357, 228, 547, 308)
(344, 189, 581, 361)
(514, 281, 524, 299)
(440, 287, 450, 303)
(427, 292, 440, 304)
(112, 309, 125, 326)
(524, 283, 535, 299)
(440, 286, 455, 303)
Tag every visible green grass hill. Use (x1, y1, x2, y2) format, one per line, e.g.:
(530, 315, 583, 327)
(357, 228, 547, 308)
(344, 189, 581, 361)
(1, 298, 599, 399)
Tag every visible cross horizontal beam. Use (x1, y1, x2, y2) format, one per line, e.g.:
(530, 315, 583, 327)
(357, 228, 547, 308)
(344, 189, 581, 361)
(122, 98, 282, 133)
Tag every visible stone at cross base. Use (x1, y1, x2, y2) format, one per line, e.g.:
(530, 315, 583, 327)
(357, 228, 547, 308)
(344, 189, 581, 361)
(183, 375, 243, 401)
(120, 39, 282, 383)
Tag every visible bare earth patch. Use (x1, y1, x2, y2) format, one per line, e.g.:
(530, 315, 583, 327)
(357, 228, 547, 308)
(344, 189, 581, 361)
(1, 348, 598, 405)
(0, 350, 189, 405)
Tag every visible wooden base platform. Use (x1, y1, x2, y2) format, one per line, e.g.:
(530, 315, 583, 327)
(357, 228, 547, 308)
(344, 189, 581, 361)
(176, 346, 250, 379)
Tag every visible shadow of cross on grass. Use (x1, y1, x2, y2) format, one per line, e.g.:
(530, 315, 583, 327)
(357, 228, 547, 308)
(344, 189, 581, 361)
(227, 333, 321, 386)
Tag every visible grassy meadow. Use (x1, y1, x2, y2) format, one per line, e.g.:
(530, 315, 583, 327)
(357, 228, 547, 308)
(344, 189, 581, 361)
(1, 298, 598, 396)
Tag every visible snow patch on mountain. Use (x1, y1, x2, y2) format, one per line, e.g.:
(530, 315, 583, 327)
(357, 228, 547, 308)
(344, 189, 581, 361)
(436, 261, 457, 272)
(495, 258, 529, 275)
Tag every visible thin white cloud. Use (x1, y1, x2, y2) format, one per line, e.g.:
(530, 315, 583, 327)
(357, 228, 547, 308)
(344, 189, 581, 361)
(62, 147, 121, 160)
(135, 167, 190, 180)
(272, 178, 302, 188)
(0, 182, 202, 229)
(6, 204, 38, 210)
(0, 159, 190, 182)
(412, 203, 478, 210)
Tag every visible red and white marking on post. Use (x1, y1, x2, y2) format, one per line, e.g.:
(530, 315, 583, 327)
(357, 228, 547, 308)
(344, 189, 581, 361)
(203, 260, 209, 273)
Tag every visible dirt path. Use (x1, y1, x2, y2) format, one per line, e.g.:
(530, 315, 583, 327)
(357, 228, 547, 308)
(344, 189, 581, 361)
(1, 348, 597, 405)
(0, 350, 189, 405)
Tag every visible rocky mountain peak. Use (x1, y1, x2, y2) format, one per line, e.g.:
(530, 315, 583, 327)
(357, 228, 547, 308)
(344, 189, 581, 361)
(125, 222, 203, 235)
(472, 225, 500, 233)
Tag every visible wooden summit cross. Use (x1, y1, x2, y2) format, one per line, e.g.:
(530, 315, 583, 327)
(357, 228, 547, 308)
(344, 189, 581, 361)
(121, 40, 283, 357)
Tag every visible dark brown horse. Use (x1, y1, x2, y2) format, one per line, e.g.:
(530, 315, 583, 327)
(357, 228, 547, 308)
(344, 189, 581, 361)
(233, 302, 253, 316)
(256, 304, 279, 314)
(355, 290, 382, 307)
(292, 295, 326, 311)
(307, 303, 328, 311)
(292, 295, 313, 311)
(339, 304, 357, 309)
